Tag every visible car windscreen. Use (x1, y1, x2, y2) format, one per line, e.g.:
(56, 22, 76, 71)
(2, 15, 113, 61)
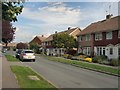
(24, 51, 33, 53)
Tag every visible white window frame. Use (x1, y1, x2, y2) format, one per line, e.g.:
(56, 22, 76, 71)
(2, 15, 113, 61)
(95, 33, 102, 41)
(118, 30, 120, 38)
(85, 34, 91, 41)
(109, 48, 113, 55)
(79, 36, 82, 41)
(106, 31, 112, 39)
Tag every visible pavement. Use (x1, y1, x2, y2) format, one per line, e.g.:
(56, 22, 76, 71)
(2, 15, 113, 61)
(2, 55, 20, 89)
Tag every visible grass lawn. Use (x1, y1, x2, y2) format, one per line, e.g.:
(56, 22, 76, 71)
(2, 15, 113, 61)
(11, 65, 56, 89)
(45, 56, 119, 75)
(5, 54, 19, 62)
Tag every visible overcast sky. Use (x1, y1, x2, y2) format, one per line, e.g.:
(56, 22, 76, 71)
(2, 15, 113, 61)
(13, 1, 118, 43)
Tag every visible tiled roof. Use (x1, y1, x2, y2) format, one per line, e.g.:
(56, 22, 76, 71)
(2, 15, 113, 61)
(43, 27, 81, 42)
(36, 36, 46, 42)
(78, 16, 120, 36)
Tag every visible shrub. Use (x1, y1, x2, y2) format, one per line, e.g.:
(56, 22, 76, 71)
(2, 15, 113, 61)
(67, 55, 73, 59)
(92, 57, 98, 63)
(110, 59, 119, 66)
(92, 55, 107, 64)
(63, 54, 69, 58)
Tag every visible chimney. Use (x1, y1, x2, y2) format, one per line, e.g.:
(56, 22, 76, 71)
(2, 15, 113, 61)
(68, 27, 71, 30)
(106, 14, 113, 19)
(55, 31, 57, 34)
(42, 35, 44, 37)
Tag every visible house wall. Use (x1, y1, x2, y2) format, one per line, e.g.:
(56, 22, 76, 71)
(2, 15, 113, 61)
(30, 37, 42, 45)
(94, 30, 120, 46)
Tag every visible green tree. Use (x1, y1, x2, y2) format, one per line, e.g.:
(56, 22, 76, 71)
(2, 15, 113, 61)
(52, 33, 76, 49)
(29, 43, 40, 54)
(2, 1, 24, 22)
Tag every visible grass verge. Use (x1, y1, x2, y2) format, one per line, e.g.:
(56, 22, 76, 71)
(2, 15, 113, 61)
(11, 65, 56, 89)
(44, 56, 119, 76)
(5, 54, 19, 62)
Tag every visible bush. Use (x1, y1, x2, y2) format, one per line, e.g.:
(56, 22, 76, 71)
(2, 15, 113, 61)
(92, 57, 98, 63)
(63, 54, 69, 58)
(67, 55, 73, 59)
(92, 55, 107, 63)
(110, 59, 119, 66)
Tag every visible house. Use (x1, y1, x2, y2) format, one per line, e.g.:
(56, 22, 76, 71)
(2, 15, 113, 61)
(2, 42, 17, 51)
(29, 35, 46, 46)
(42, 27, 81, 56)
(77, 15, 120, 59)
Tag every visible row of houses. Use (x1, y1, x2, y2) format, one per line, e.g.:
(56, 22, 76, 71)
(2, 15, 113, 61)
(27, 15, 120, 59)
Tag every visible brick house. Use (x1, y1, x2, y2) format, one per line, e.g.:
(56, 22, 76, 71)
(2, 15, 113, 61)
(77, 15, 120, 59)
(42, 27, 81, 56)
(29, 35, 46, 46)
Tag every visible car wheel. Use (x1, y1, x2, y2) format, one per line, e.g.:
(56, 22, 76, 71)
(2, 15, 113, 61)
(33, 59, 35, 62)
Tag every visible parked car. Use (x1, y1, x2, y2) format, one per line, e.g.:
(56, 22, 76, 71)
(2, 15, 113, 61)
(16, 49, 23, 59)
(20, 49, 35, 62)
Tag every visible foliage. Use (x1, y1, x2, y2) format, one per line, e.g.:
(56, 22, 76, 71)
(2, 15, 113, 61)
(110, 59, 119, 66)
(52, 33, 76, 49)
(92, 55, 107, 63)
(63, 54, 69, 58)
(45, 56, 119, 75)
(84, 57, 92, 62)
(5, 54, 19, 62)
(16, 42, 28, 49)
(67, 54, 73, 59)
(11, 66, 55, 88)
(2, 1, 24, 22)
(2, 20, 16, 46)
(29, 43, 40, 54)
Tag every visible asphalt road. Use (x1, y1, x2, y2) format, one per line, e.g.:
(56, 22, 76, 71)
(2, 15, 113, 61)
(6, 51, 118, 88)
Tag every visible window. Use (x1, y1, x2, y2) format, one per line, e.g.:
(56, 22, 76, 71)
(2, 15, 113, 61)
(118, 30, 120, 38)
(96, 47, 106, 56)
(85, 34, 91, 41)
(95, 33, 102, 41)
(83, 47, 91, 56)
(110, 48, 113, 55)
(79, 36, 82, 41)
(106, 32, 112, 39)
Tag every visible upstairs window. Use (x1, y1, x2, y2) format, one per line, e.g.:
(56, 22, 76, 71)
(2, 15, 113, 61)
(118, 30, 120, 38)
(79, 36, 82, 41)
(95, 33, 102, 41)
(106, 31, 112, 39)
(85, 34, 91, 41)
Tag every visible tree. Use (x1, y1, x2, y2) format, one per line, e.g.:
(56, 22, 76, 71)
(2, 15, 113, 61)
(2, 1, 24, 22)
(2, 20, 16, 47)
(29, 43, 40, 54)
(52, 33, 76, 49)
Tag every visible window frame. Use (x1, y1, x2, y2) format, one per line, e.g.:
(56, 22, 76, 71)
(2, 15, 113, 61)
(106, 31, 112, 40)
(85, 34, 91, 41)
(95, 33, 102, 41)
(109, 48, 113, 55)
(118, 30, 120, 38)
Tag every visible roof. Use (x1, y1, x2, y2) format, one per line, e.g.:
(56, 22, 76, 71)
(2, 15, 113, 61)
(30, 36, 46, 44)
(43, 27, 81, 42)
(36, 36, 46, 42)
(78, 16, 120, 36)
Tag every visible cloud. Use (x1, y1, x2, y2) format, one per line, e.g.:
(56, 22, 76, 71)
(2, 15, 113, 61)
(21, 3, 81, 25)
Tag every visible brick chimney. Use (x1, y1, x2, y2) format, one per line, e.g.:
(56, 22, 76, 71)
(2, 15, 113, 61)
(68, 27, 71, 30)
(106, 14, 113, 19)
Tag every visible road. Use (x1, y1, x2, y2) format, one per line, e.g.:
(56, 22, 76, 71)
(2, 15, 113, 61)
(6, 51, 118, 88)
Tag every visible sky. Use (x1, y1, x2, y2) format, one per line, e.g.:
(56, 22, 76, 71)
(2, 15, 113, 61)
(12, 1, 118, 43)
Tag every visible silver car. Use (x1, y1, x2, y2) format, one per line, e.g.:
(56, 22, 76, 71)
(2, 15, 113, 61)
(20, 50, 35, 62)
